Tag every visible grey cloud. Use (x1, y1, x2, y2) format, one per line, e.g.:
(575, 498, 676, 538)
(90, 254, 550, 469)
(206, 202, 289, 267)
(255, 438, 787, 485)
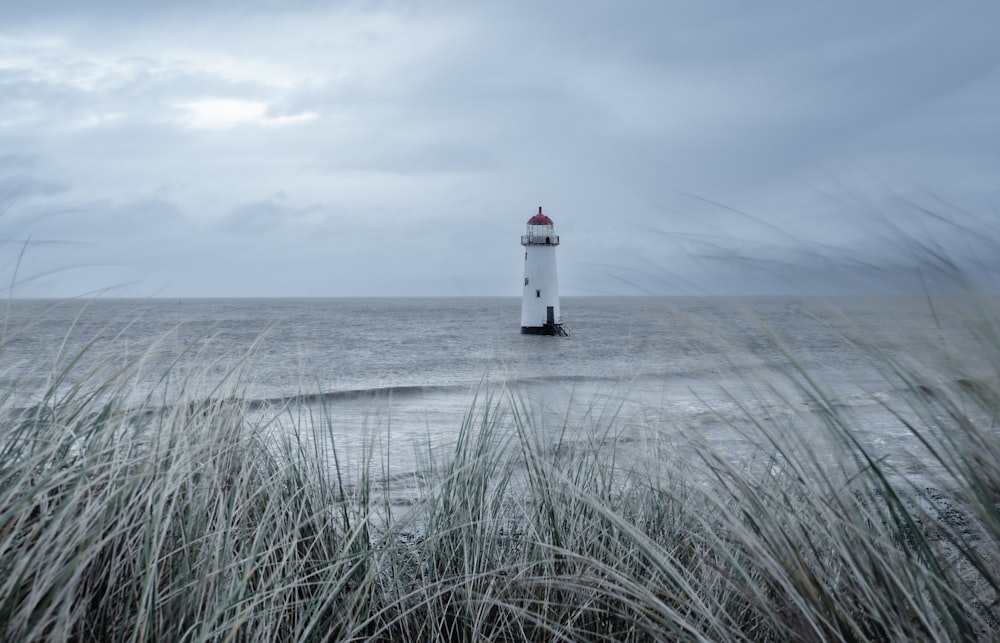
(0, 177, 68, 201)
(0, 154, 40, 170)
(0, 53, 267, 132)
(0, 0, 333, 27)
(221, 200, 287, 234)
(306, 142, 498, 176)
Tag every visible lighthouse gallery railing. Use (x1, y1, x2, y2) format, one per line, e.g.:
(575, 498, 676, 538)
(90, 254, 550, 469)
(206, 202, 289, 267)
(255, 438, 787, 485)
(521, 234, 560, 246)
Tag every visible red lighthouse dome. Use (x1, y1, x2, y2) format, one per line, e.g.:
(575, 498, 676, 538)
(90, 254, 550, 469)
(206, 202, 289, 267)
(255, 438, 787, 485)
(527, 206, 553, 225)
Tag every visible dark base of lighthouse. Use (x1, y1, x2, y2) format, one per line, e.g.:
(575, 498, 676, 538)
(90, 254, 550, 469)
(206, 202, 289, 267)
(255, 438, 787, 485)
(521, 324, 569, 337)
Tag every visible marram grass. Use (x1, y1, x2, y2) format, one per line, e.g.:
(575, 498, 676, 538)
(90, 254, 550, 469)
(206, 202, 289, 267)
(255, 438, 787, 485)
(2, 297, 1000, 642)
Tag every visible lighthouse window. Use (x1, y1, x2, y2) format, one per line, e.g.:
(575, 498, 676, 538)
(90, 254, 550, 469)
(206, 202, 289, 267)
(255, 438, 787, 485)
(524, 278, 529, 286)
(524, 252, 527, 260)
(536, 289, 541, 298)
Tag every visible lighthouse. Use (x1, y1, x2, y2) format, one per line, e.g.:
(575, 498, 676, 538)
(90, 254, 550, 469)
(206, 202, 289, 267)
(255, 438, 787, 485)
(521, 206, 567, 335)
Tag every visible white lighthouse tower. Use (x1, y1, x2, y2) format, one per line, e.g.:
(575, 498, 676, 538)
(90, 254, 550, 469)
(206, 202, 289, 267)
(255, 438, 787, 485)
(521, 206, 567, 335)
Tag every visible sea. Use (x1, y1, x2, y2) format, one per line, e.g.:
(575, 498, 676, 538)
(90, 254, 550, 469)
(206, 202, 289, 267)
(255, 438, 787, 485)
(2, 296, 995, 503)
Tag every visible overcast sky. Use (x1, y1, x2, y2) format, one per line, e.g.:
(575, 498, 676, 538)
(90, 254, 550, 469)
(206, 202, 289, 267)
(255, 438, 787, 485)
(2, 1, 999, 297)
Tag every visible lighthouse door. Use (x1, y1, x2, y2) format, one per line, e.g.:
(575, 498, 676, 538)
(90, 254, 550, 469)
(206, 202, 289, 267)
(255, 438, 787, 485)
(546, 306, 555, 325)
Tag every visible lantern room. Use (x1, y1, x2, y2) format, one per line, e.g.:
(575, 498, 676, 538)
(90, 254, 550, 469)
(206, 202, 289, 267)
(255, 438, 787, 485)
(521, 207, 560, 246)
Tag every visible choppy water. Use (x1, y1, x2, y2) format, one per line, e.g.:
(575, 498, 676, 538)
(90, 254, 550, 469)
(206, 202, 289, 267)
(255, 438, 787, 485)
(2, 296, 995, 499)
